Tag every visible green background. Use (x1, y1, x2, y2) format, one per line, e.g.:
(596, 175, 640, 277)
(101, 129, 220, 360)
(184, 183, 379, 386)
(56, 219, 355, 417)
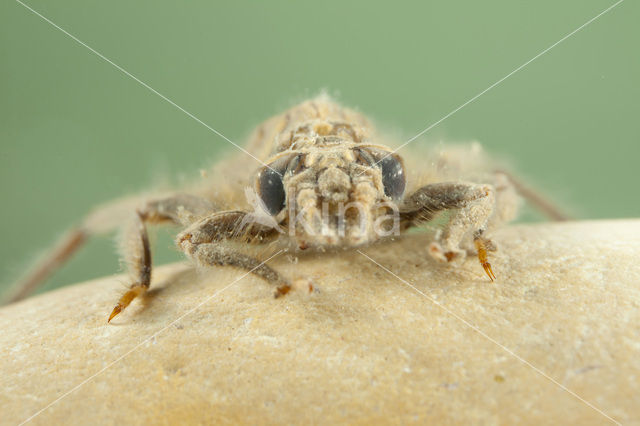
(1, 0, 638, 298)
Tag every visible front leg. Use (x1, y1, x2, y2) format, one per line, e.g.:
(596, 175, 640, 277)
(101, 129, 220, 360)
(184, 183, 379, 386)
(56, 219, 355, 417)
(177, 211, 290, 296)
(108, 194, 215, 322)
(400, 182, 497, 280)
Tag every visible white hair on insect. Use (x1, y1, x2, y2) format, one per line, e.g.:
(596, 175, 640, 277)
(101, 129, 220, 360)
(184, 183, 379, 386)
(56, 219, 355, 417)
(241, 187, 283, 232)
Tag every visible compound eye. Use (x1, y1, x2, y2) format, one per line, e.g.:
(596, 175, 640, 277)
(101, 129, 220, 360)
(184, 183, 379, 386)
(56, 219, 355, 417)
(379, 154, 406, 200)
(257, 167, 286, 215)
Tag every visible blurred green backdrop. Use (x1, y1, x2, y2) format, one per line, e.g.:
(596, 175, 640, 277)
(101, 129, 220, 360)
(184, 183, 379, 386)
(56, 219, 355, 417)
(1, 0, 638, 298)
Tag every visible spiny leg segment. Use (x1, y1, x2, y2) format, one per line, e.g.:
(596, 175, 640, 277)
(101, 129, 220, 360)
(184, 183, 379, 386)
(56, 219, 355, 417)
(108, 194, 216, 322)
(108, 212, 151, 322)
(109, 208, 285, 322)
(2, 194, 212, 305)
(474, 232, 496, 281)
(3, 188, 287, 320)
(177, 211, 288, 297)
(400, 181, 497, 281)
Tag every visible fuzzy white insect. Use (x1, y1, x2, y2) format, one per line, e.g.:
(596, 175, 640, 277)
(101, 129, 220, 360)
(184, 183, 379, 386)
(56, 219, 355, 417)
(4, 95, 567, 321)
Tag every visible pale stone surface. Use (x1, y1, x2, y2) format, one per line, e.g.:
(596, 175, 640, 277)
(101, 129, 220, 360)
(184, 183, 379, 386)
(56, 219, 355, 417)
(1, 220, 639, 425)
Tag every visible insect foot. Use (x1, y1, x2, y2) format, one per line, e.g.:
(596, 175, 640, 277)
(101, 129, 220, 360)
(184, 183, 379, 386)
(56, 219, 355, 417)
(416, 182, 498, 280)
(474, 235, 496, 281)
(428, 242, 467, 266)
(108, 284, 147, 323)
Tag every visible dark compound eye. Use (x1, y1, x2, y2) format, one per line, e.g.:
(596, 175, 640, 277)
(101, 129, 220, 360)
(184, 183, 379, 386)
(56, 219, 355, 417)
(257, 167, 286, 215)
(379, 154, 406, 200)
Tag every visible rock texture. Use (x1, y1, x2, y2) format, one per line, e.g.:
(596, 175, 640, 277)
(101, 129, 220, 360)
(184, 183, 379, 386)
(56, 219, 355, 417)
(1, 220, 639, 425)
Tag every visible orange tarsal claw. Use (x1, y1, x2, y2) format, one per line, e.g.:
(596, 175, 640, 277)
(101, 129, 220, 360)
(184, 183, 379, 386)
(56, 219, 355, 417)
(107, 286, 144, 323)
(108, 304, 123, 323)
(474, 237, 496, 282)
(481, 261, 496, 282)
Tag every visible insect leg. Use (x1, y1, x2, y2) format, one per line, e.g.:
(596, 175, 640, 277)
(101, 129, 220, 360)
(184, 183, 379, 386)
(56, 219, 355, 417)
(106, 194, 216, 322)
(177, 211, 289, 297)
(427, 144, 570, 221)
(2, 227, 87, 304)
(494, 169, 572, 221)
(3, 193, 215, 305)
(3, 195, 141, 304)
(400, 182, 497, 280)
(108, 212, 151, 322)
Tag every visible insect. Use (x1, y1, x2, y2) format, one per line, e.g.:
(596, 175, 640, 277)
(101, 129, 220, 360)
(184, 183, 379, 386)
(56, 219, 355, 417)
(4, 95, 567, 321)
